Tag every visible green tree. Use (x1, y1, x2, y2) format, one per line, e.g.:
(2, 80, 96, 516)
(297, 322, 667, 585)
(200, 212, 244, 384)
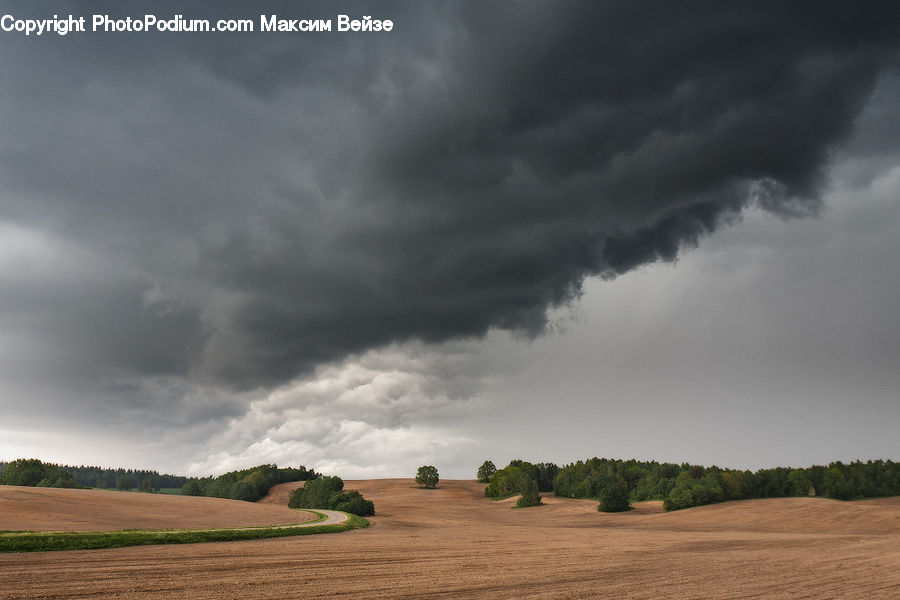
(181, 480, 203, 496)
(663, 472, 700, 510)
(36, 467, 75, 488)
(229, 481, 256, 501)
(416, 465, 439, 489)
(720, 471, 744, 501)
(535, 463, 560, 492)
(484, 464, 527, 497)
(329, 490, 376, 516)
(516, 477, 542, 508)
(663, 485, 696, 511)
(289, 476, 344, 509)
(477, 460, 497, 483)
(598, 482, 630, 512)
(787, 469, 813, 496)
(823, 466, 852, 500)
(288, 477, 375, 516)
(1, 459, 47, 486)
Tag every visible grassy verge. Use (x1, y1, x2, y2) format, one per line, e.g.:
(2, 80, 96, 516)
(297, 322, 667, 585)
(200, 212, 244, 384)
(302, 510, 330, 524)
(0, 512, 368, 553)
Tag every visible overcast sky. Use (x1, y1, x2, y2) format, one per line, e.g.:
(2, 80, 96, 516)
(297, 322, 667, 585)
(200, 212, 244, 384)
(1, 1, 898, 478)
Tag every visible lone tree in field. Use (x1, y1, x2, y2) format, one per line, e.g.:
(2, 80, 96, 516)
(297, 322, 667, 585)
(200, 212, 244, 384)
(416, 465, 439, 489)
(477, 460, 497, 483)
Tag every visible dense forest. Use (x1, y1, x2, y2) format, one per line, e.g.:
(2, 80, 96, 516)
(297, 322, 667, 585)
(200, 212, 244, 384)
(76, 465, 187, 491)
(0, 459, 316, 501)
(554, 457, 900, 510)
(0, 458, 188, 491)
(181, 464, 318, 502)
(483, 458, 899, 512)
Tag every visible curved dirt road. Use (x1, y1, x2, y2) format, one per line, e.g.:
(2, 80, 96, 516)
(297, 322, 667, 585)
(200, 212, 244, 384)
(297, 509, 347, 526)
(153, 509, 349, 534)
(240, 509, 348, 530)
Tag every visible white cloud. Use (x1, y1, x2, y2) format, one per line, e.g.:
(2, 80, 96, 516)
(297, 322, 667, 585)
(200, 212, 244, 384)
(186, 343, 484, 478)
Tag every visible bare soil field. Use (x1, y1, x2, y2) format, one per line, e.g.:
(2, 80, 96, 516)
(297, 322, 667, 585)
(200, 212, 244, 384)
(2, 479, 899, 599)
(0, 486, 316, 531)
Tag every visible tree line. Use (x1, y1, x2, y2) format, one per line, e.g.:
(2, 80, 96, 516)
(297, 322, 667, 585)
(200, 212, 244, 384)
(0, 458, 189, 491)
(181, 464, 318, 502)
(554, 457, 900, 511)
(478, 457, 899, 512)
(72, 465, 189, 491)
(0, 458, 316, 500)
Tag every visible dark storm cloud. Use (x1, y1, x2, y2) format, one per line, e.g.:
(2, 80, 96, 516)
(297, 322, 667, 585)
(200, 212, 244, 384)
(1, 0, 899, 395)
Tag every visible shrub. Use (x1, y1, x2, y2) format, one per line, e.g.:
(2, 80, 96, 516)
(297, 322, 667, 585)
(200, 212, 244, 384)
(329, 490, 375, 516)
(516, 477, 542, 508)
(598, 482, 630, 512)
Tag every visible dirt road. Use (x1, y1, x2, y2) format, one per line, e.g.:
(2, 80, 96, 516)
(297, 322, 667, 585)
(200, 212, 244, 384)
(2, 479, 899, 599)
(238, 509, 346, 530)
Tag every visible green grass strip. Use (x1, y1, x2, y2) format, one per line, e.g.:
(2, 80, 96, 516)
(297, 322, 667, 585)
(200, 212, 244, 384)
(0, 512, 369, 553)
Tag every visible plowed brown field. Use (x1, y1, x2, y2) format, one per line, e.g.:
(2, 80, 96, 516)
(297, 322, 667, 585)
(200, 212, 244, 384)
(0, 486, 316, 531)
(2, 479, 899, 599)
